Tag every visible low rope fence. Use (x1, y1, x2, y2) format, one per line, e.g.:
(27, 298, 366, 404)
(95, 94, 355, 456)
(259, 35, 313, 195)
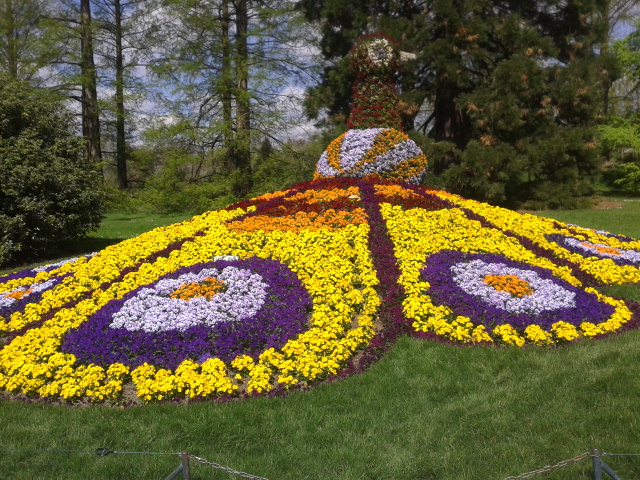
(1, 446, 638, 479)
(0, 447, 271, 480)
(503, 448, 640, 480)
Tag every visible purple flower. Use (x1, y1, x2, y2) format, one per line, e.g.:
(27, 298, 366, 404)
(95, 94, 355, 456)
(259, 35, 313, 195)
(421, 250, 615, 330)
(547, 234, 640, 267)
(61, 257, 312, 369)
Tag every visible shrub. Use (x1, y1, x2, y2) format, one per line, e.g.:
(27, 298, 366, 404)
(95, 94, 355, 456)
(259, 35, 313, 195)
(0, 76, 104, 267)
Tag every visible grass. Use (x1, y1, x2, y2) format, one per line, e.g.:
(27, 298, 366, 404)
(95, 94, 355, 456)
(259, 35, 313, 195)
(532, 197, 640, 239)
(1, 202, 640, 479)
(0, 212, 192, 276)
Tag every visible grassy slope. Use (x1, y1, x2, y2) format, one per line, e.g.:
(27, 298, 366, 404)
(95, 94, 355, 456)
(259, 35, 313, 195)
(0, 212, 193, 276)
(1, 204, 639, 479)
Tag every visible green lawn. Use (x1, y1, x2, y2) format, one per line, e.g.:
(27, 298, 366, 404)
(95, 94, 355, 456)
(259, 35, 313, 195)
(0, 212, 192, 276)
(1, 204, 639, 479)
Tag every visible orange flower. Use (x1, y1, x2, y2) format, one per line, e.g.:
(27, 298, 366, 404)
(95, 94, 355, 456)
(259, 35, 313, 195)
(3, 287, 32, 300)
(483, 274, 534, 297)
(170, 277, 225, 301)
(581, 243, 622, 256)
(227, 208, 368, 233)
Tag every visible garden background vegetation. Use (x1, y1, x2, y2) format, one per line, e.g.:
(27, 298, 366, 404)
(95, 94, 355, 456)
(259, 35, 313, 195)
(2, 0, 640, 267)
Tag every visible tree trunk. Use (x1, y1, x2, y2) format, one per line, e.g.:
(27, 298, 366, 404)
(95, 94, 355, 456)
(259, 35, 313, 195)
(114, 0, 127, 189)
(3, 0, 19, 79)
(220, 1, 233, 149)
(80, 0, 102, 165)
(233, 0, 252, 196)
(430, 89, 470, 149)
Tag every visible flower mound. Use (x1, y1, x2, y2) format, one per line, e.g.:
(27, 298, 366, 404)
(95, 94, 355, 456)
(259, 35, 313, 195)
(0, 178, 639, 404)
(315, 128, 427, 184)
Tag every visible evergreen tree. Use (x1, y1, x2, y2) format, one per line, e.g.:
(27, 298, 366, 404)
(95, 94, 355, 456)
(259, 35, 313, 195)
(299, 0, 613, 208)
(0, 75, 104, 266)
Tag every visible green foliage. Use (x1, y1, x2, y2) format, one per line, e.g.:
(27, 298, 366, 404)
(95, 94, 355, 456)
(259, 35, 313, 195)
(441, 141, 522, 207)
(123, 137, 320, 215)
(599, 117, 640, 153)
(613, 163, 640, 192)
(250, 141, 320, 195)
(132, 148, 234, 214)
(300, 0, 612, 209)
(597, 23, 640, 194)
(0, 76, 104, 267)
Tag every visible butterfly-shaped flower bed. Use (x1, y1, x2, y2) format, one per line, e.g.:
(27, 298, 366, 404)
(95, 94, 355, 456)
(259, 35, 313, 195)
(1, 177, 639, 404)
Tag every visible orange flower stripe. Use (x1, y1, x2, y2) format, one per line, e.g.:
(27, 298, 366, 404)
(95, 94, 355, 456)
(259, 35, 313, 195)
(326, 135, 345, 172)
(483, 274, 535, 297)
(286, 187, 360, 204)
(374, 184, 423, 199)
(170, 277, 225, 301)
(582, 243, 622, 256)
(3, 287, 32, 300)
(226, 209, 368, 233)
(252, 189, 290, 202)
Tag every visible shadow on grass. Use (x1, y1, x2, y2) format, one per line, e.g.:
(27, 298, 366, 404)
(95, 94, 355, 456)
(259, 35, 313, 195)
(0, 236, 127, 276)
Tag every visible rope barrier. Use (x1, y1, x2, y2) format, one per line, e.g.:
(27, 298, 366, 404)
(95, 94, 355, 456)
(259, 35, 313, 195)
(502, 451, 592, 480)
(3, 445, 638, 480)
(1, 447, 273, 480)
(191, 455, 273, 480)
(0, 447, 180, 457)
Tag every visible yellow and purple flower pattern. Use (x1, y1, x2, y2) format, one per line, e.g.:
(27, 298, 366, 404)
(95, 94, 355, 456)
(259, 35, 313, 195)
(0, 178, 638, 404)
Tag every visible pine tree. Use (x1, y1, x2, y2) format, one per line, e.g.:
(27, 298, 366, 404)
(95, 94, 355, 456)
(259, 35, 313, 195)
(299, 0, 612, 208)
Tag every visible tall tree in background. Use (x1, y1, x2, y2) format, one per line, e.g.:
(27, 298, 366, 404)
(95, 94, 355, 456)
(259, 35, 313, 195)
(80, 0, 101, 164)
(151, 0, 313, 197)
(94, 0, 156, 189)
(0, 0, 59, 83)
(233, 0, 252, 195)
(299, 0, 614, 208)
(104, 0, 129, 188)
(599, 0, 640, 116)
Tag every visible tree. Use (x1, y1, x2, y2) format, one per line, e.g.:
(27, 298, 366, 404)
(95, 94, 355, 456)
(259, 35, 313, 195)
(79, 0, 102, 164)
(0, 0, 60, 83)
(299, 0, 612, 208)
(150, 0, 314, 197)
(0, 75, 104, 266)
(93, 0, 158, 190)
(598, 18, 640, 193)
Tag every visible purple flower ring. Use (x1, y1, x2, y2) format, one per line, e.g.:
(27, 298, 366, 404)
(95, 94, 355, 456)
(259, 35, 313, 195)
(421, 250, 614, 331)
(61, 257, 313, 370)
(547, 233, 640, 267)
